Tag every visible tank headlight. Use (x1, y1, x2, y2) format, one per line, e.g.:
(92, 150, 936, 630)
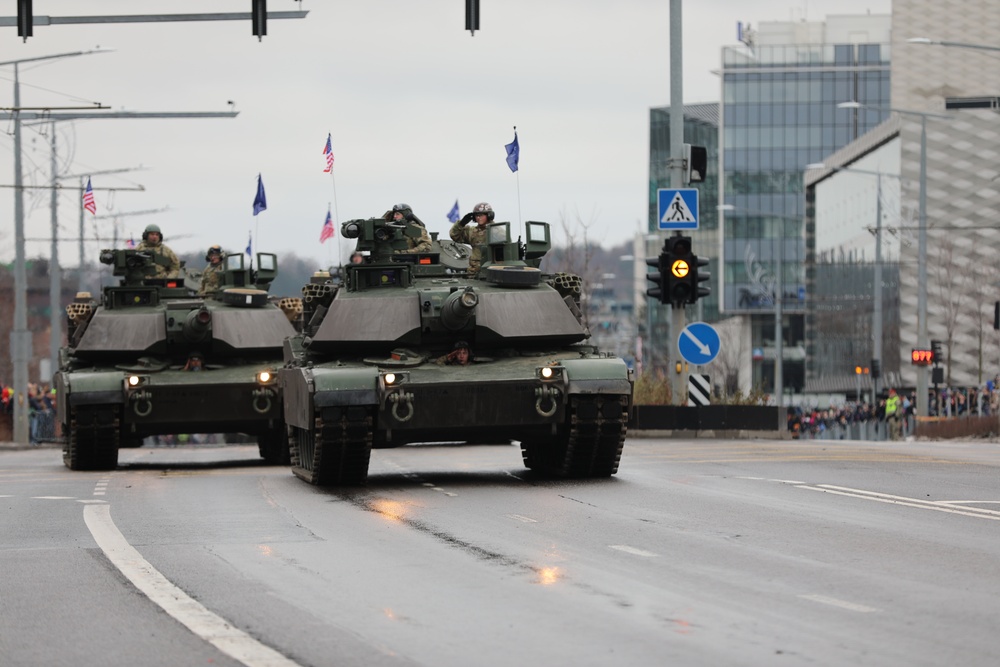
(537, 366, 564, 381)
(384, 372, 397, 385)
(257, 370, 273, 384)
(125, 375, 149, 389)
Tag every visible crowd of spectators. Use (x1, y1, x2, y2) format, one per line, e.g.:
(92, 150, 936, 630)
(788, 381, 1000, 440)
(2, 381, 57, 444)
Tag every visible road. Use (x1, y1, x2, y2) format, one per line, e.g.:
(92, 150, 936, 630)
(2, 438, 999, 666)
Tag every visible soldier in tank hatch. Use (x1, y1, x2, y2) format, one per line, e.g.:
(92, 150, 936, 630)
(450, 202, 493, 274)
(199, 245, 225, 296)
(135, 224, 180, 278)
(386, 203, 432, 254)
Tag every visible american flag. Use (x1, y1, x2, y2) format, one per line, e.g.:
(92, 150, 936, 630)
(82, 177, 97, 214)
(126, 237, 136, 249)
(319, 209, 335, 243)
(323, 134, 334, 173)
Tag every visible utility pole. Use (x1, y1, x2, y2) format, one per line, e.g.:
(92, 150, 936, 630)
(2, 49, 237, 445)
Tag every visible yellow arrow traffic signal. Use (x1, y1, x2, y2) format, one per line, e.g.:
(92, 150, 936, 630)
(671, 259, 690, 279)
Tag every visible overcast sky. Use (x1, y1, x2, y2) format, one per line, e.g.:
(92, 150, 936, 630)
(0, 0, 891, 269)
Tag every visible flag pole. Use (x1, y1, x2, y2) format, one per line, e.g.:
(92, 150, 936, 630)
(512, 125, 522, 239)
(330, 170, 342, 265)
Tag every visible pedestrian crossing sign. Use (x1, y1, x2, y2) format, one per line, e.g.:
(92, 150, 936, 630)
(657, 188, 699, 230)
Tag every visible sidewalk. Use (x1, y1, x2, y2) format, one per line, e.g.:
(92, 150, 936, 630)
(0, 440, 60, 451)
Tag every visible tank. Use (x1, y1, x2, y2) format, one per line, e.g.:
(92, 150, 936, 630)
(280, 216, 634, 486)
(55, 248, 301, 470)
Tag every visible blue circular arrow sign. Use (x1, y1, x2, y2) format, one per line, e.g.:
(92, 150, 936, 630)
(677, 322, 721, 366)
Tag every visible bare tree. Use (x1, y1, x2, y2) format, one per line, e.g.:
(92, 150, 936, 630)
(963, 259, 1000, 384)
(932, 239, 967, 386)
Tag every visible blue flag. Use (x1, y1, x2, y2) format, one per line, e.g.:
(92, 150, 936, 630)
(253, 174, 267, 216)
(505, 130, 519, 173)
(447, 199, 460, 223)
(246, 232, 252, 257)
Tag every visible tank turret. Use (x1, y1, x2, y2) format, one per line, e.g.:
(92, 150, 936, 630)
(280, 217, 633, 487)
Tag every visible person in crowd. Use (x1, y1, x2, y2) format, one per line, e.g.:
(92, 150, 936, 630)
(885, 387, 902, 440)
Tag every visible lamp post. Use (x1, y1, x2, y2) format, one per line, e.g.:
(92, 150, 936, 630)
(836, 101, 951, 418)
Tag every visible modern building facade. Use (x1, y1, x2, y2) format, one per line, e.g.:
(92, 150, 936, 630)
(717, 15, 892, 394)
(806, 0, 1000, 397)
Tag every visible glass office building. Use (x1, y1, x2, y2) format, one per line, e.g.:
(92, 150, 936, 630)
(718, 23, 891, 393)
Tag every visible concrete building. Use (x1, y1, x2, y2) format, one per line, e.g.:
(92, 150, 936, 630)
(805, 0, 1000, 401)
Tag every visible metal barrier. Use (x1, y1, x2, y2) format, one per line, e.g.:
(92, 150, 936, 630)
(796, 416, 915, 441)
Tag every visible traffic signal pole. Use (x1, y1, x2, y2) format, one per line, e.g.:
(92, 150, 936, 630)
(668, 0, 685, 404)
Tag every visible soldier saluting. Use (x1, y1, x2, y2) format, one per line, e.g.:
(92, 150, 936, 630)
(450, 201, 494, 275)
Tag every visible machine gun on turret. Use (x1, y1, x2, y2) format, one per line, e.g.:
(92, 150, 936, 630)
(99, 248, 178, 286)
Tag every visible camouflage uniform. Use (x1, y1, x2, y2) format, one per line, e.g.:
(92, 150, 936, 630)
(450, 220, 488, 274)
(396, 222, 432, 254)
(199, 262, 224, 295)
(135, 240, 180, 278)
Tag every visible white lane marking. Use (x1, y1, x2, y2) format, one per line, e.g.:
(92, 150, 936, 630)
(0, 495, 13, 498)
(609, 545, 659, 558)
(77, 499, 107, 504)
(83, 504, 301, 667)
(33, 496, 75, 500)
(799, 484, 1000, 521)
(799, 594, 879, 613)
(506, 514, 538, 523)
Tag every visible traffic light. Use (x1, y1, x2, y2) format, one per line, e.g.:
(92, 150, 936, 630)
(871, 358, 881, 379)
(683, 144, 708, 184)
(663, 235, 693, 305)
(691, 255, 711, 302)
(930, 339, 943, 366)
(252, 0, 267, 38)
(645, 249, 665, 302)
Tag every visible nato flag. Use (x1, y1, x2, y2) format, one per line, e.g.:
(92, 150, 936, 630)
(253, 174, 267, 216)
(505, 131, 519, 173)
(447, 199, 460, 223)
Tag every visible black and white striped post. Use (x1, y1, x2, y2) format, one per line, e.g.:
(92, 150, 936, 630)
(687, 373, 711, 406)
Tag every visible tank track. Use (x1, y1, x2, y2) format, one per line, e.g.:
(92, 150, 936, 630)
(522, 395, 628, 478)
(290, 406, 373, 486)
(62, 405, 120, 471)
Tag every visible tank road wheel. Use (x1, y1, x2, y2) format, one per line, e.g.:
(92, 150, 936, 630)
(63, 405, 120, 471)
(258, 426, 291, 465)
(290, 406, 373, 486)
(533, 395, 629, 479)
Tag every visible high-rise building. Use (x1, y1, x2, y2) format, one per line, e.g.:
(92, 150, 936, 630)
(717, 15, 891, 393)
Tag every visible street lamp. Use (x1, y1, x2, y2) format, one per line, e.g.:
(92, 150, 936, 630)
(836, 101, 951, 418)
(906, 37, 1000, 53)
(805, 162, 904, 402)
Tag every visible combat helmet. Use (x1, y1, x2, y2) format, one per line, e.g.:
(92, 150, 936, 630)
(472, 202, 495, 221)
(142, 223, 164, 242)
(205, 244, 223, 261)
